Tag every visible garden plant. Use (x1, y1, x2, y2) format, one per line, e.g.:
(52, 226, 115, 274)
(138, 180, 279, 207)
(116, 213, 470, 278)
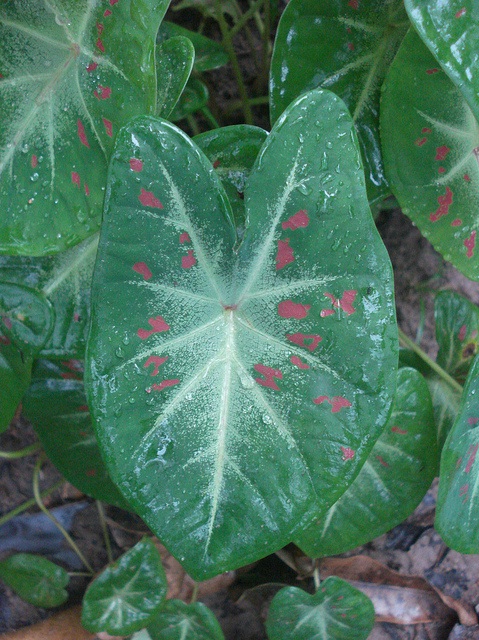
(0, 0, 478, 637)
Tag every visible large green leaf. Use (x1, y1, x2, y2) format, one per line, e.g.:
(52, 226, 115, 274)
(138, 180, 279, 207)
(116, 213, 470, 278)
(294, 368, 437, 557)
(86, 90, 397, 580)
(0, 0, 168, 256)
(158, 22, 228, 72)
(436, 353, 479, 552)
(0, 335, 32, 433)
(0, 553, 69, 608)
(81, 537, 167, 635)
(156, 36, 195, 120)
(22, 359, 129, 509)
(381, 28, 479, 280)
(148, 600, 225, 640)
(405, 0, 479, 122)
(265, 578, 375, 640)
(269, 0, 408, 204)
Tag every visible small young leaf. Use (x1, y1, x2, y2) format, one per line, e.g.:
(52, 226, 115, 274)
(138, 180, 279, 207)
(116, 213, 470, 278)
(171, 78, 209, 121)
(265, 578, 375, 640)
(22, 359, 130, 509)
(381, 28, 479, 280)
(269, 0, 409, 204)
(158, 22, 228, 72)
(81, 538, 167, 635)
(148, 600, 225, 640)
(0, 553, 69, 608)
(156, 36, 195, 119)
(436, 353, 479, 552)
(0, 336, 32, 433)
(86, 89, 397, 580)
(294, 368, 437, 558)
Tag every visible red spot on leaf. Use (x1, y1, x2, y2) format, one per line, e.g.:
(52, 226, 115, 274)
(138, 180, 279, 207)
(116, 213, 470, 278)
(129, 158, 143, 172)
(31, 154, 38, 168)
(347, 42, 354, 51)
(340, 446, 355, 460)
(0, 335, 10, 345)
(291, 355, 309, 369)
(391, 426, 408, 434)
(86, 468, 97, 477)
(132, 262, 152, 280)
(137, 316, 170, 340)
(74, 313, 80, 322)
(323, 290, 357, 315)
(422, 128, 432, 134)
(415, 137, 427, 147)
(452, 218, 462, 226)
(429, 186, 453, 222)
(438, 167, 446, 174)
(435, 145, 450, 161)
(314, 396, 352, 413)
(103, 118, 113, 137)
(456, 7, 466, 17)
(96, 38, 105, 52)
(254, 364, 283, 390)
(139, 188, 163, 209)
(77, 406, 89, 413)
(278, 300, 310, 319)
(468, 417, 479, 425)
(282, 210, 309, 230)
(104, 9, 112, 16)
(465, 444, 479, 473)
(376, 455, 389, 468)
(149, 379, 180, 392)
(84, 182, 90, 196)
(94, 85, 111, 100)
(460, 484, 469, 501)
(276, 238, 294, 270)
(110, 0, 119, 4)
(213, 159, 221, 168)
(2, 317, 12, 330)
(77, 120, 90, 147)
(86, 61, 98, 72)
(179, 232, 191, 244)
(71, 172, 80, 188)
(320, 309, 335, 317)
(426, 68, 439, 74)
(459, 324, 467, 341)
(348, 0, 358, 8)
(182, 250, 197, 269)
(286, 333, 322, 351)
(464, 174, 471, 182)
(144, 355, 168, 376)
(464, 231, 476, 258)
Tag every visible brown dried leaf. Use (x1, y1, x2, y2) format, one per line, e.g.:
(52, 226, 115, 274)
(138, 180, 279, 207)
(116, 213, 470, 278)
(0, 606, 94, 640)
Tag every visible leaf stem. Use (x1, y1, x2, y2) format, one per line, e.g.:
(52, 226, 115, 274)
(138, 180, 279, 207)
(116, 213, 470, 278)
(398, 328, 463, 394)
(230, 0, 264, 36)
(313, 559, 321, 591)
(0, 479, 64, 528)
(190, 582, 199, 604)
(200, 106, 221, 129)
(0, 441, 42, 459)
(96, 500, 113, 564)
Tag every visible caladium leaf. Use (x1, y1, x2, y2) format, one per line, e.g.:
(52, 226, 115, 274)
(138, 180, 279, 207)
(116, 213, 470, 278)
(0, 335, 32, 433)
(81, 537, 167, 635)
(158, 22, 228, 72)
(0, 553, 69, 608)
(269, 0, 409, 204)
(381, 28, 479, 280)
(405, 0, 479, 122)
(0, 0, 168, 256)
(265, 578, 375, 640)
(436, 354, 479, 552)
(427, 376, 461, 449)
(194, 125, 268, 236)
(294, 368, 437, 558)
(86, 89, 397, 580)
(171, 78, 209, 121)
(148, 600, 225, 640)
(22, 359, 129, 509)
(156, 36, 195, 120)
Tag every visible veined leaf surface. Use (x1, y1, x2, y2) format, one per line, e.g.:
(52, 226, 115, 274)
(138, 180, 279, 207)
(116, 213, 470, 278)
(156, 36, 195, 119)
(148, 600, 225, 640)
(158, 22, 228, 72)
(0, 335, 32, 433)
(0, 0, 168, 255)
(86, 90, 397, 579)
(269, 0, 408, 204)
(381, 28, 479, 280)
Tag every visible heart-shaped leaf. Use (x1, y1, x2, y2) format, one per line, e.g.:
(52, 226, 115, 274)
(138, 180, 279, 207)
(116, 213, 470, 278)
(381, 28, 479, 280)
(0, 0, 168, 256)
(158, 22, 228, 72)
(86, 89, 397, 580)
(0, 553, 69, 608)
(269, 0, 409, 204)
(171, 78, 209, 121)
(265, 578, 375, 640)
(156, 36, 195, 119)
(22, 359, 130, 509)
(81, 537, 167, 635)
(294, 367, 437, 557)
(0, 335, 32, 433)
(405, 0, 479, 121)
(148, 600, 225, 640)
(194, 125, 268, 235)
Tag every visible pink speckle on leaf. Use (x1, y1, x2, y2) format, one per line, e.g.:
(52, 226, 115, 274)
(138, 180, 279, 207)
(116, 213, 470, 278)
(2, 317, 12, 330)
(376, 455, 389, 468)
(452, 218, 462, 227)
(144, 356, 168, 376)
(291, 355, 309, 369)
(323, 290, 357, 316)
(320, 309, 335, 317)
(139, 188, 163, 209)
(426, 68, 439, 74)
(438, 167, 446, 174)
(391, 426, 408, 435)
(137, 316, 170, 340)
(348, 0, 358, 8)
(31, 155, 38, 168)
(86, 468, 97, 477)
(278, 300, 310, 319)
(286, 333, 322, 352)
(77, 120, 90, 147)
(110, 0, 119, 4)
(104, 8, 112, 16)
(149, 379, 180, 392)
(94, 85, 111, 100)
(179, 232, 191, 244)
(276, 238, 294, 270)
(464, 174, 471, 182)
(415, 137, 427, 147)
(422, 128, 432, 134)
(347, 42, 354, 51)
(429, 186, 453, 222)
(456, 7, 466, 17)
(435, 145, 450, 161)
(213, 159, 221, 168)
(254, 364, 283, 391)
(86, 61, 98, 72)
(84, 182, 90, 196)
(182, 250, 197, 269)
(459, 324, 467, 341)
(313, 395, 352, 413)
(467, 417, 479, 425)
(464, 231, 476, 258)
(97, 22, 104, 35)
(340, 446, 355, 460)
(73, 313, 80, 322)
(132, 262, 152, 280)
(102, 118, 113, 137)
(460, 484, 469, 500)
(96, 38, 105, 52)
(465, 444, 479, 473)
(282, 209, 309, 230)
(71, 172, 80, 188)
(129, 158, 143, 172)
